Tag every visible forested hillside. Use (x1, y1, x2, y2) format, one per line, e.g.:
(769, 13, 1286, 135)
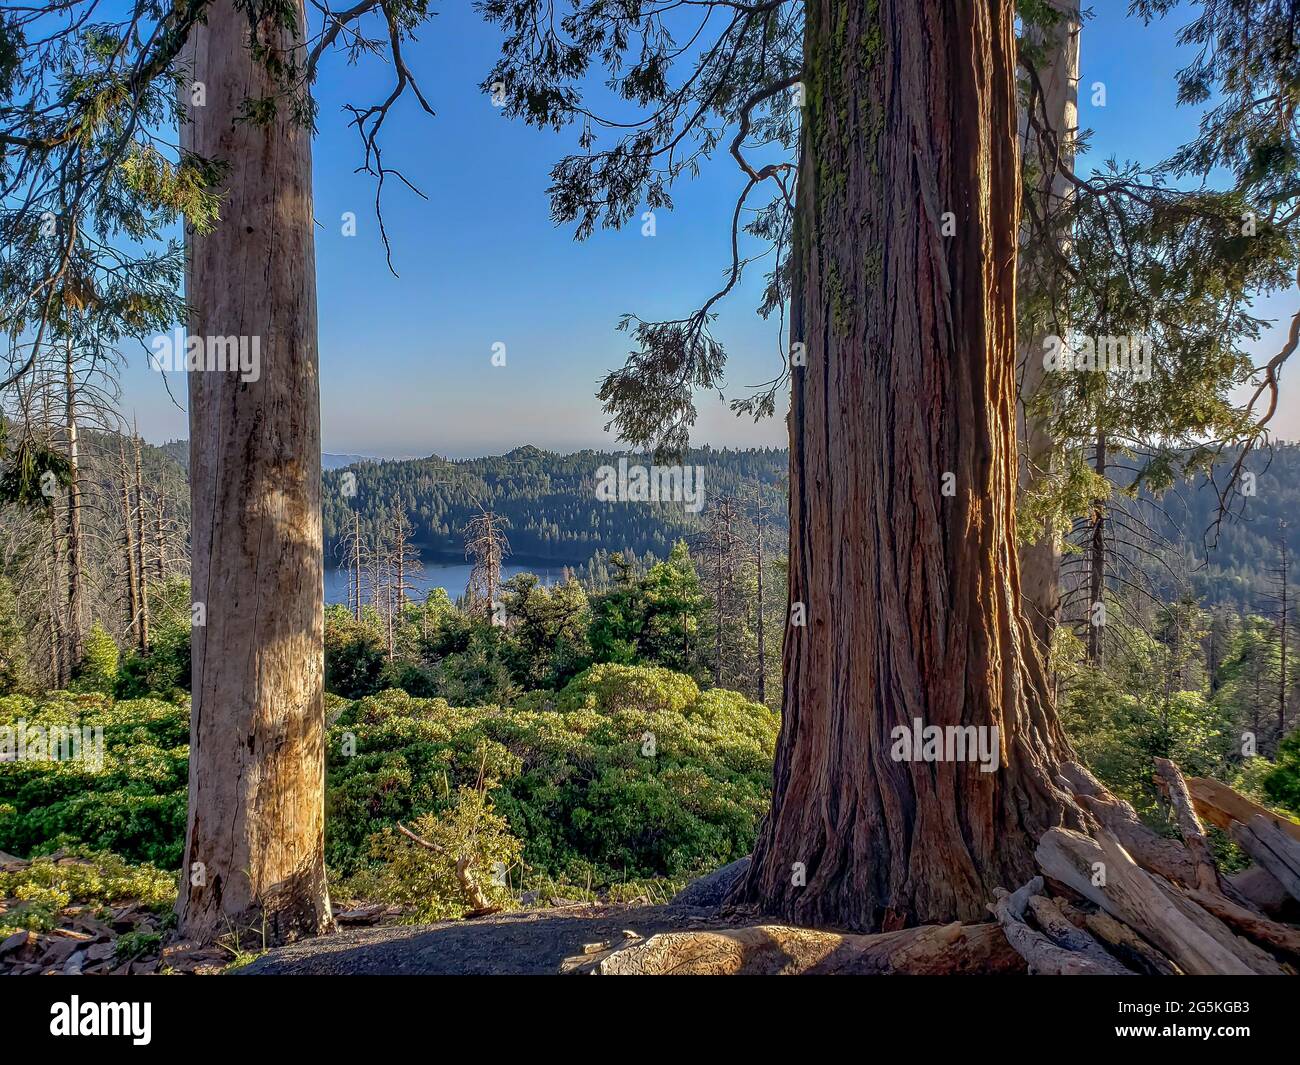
(1143, 443, 1300, 610)
(319, 445, 787, 564)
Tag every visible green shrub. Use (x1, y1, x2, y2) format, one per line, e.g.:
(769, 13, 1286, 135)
(76, 623, 120, 693)
(341, 787, 522, 921)
(0, 693, 188, 866)
(326, 663, 777, 886)
(1, 664, 778, 912)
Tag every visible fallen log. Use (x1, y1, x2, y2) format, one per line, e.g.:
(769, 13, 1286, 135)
(1154, 758, 1218, 891)
(1035, 827, 1285, 975)
(1071, 907, 1182, 976)
(1180, 883, 1300, 959)
(1025, 894, 1134, 974)
(989, 878, 1132, 975)
(597, 922, 1025, 976)
(1187, 778, 1300, 843)
(1227, 865, 1295, 918)
(1230, 815, 1300, 904)
(1058, 761, 1200, 889)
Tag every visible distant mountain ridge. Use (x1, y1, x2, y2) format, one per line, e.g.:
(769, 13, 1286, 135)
(323, 453, 372, 470)
(157, 443, 378, 472)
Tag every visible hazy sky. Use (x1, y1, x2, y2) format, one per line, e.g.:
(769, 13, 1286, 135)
(119, 2, 1300, 457)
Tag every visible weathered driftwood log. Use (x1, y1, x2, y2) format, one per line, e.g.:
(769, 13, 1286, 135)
(1058, 761, 1199, 888)
(1066, 761, 1295, 931)
(1148, 760, 1300, 957)
(597, 922, 1024, 976)
(1231, 815, 1300, 904)
(989, 877, 1133, 975)
(1187, 778, 1300, 843)
(1180, 883, 1300, 959)
(1227, 865, 1295, 918)
(1025, 893, 1134, 974)
(1072, 906, 1183, 976)
(1035, 827, 1285, 975)
(1154, 758, 1218, 891)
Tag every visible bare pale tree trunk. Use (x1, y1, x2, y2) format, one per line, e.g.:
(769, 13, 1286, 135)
(118, 440, 140, 648)
(754, 506, 767, 705)
(394, 515, 406, 609)
(47, 497, 64, 687)
(177, 0, 331, 943)
(132, 430, 150, 652)
(63, 337, 84, 670)
(465, 510, 508, 618)
(1278, 530, 1290, 756)
(732, 0, 1079, 932)
(714, 527, 724, 686)
(154, 497, 167, 583)
(1016, 0, 1080, 661)
(1087, 430, 1106, 666)
(353, 509, 363, 621)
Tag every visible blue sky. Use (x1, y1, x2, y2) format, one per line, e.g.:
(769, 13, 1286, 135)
(121, 1, 1300, 456)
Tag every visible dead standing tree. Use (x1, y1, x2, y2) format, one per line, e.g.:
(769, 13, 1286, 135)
(690, 495, 747, 689)
(1263, 521, 1294, 756)
(464, 509, 509, 621)
(742, 488, 775, 704)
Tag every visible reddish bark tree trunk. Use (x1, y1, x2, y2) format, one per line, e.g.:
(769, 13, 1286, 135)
(177, 0, 332, 943)
(732, 0, 1080, 932)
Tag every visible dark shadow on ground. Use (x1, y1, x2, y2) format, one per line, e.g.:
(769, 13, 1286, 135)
(235, 903, 733, 975)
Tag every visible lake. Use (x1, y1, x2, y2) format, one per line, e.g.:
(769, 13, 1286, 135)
(323, 559, 563, 606)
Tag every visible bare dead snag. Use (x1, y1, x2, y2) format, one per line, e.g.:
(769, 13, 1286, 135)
(597, 922, 1024, 976)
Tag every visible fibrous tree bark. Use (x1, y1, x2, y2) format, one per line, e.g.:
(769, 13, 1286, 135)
(731, 0, 1080, 932)
(177, 0, 332, 943)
